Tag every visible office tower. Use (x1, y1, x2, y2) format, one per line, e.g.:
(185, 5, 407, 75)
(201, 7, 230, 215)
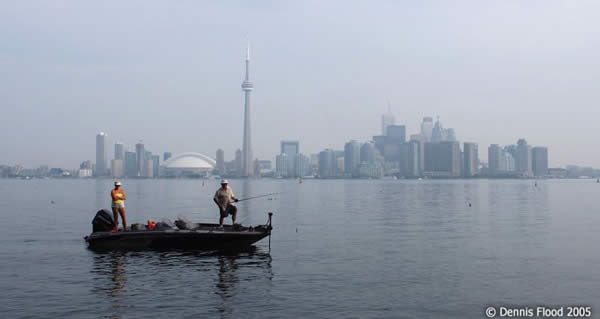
(410, 134, 426, 176)
(406, 141, 421, 177)
(532, 147, 548, 177)
(135, 142, 145, 177)
(275, 153, 289, 177)
(114, 142, 124, 160)
(516, 139, 532, 177)
(281, 141, 300, 177)
(163, 152, 172, 162)
(500, 152, 516, 171)
(295, 153, 310, 177)
(463, 142, 479, 177)
(431, 117, 444, 143)
(386, 125, 406, 143)
(318, 149, 336, 178)
(95, 132, 107, 177)
(152, 155, 159, 178)
(216, 149, 225, 173)
(111, 159, 124, 178)
(234, 149, 242, 175)
(360, 142, 377, 164)
(80, 160, 92, 169)
(124, 151, 137, 177)
(372, 135, 386, 156)
(488, 144, 502, 172)
(424, 141, 461, 177)
(344, 140, 361, 176)
(381, 104, 395, 135)
(241, 44, 254, 177)
(145, 159, 154, 178)
(421, 117, 434, 142)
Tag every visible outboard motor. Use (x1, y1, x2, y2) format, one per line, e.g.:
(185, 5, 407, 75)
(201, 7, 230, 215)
(92, 209, 115, 232)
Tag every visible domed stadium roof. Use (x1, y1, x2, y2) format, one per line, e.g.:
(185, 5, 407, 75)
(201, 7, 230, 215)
(162, 153, 216, 169)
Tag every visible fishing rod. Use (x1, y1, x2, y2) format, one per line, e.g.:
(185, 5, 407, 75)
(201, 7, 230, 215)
(235, 192, 284, 202)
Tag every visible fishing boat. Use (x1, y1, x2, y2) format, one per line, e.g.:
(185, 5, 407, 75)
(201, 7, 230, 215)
(85, 210, 273, 251)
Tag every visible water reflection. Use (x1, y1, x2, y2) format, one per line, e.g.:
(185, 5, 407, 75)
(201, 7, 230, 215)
(90, 248, 272, 318)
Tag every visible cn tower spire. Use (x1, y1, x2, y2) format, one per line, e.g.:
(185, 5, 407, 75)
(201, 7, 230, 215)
(241, 43, 254, 177)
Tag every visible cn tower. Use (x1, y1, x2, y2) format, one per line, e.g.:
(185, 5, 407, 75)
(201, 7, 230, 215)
(241, 44, 254, 177)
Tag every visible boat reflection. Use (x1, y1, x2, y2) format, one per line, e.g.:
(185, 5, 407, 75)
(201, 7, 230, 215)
(90, 247, 272, 318)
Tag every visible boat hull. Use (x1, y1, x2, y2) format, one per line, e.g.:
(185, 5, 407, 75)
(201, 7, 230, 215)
(85, 227, 270, 251)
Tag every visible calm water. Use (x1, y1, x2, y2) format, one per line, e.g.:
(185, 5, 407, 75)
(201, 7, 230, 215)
(0, 179, 599, 318)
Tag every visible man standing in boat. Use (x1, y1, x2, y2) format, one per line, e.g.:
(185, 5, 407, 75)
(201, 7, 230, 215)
(111, 181, 127, 232)
(213, 179, 238, 228)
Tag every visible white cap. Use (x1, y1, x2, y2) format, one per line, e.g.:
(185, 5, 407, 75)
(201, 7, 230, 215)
(220, 179, 228, 184)
(115, 181, 122, 186)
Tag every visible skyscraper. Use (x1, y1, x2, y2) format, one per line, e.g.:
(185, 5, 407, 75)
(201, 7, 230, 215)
(516, 139, 532, 177)
(241, 44, 254, 177)
(381, 104, 395, 135)
(135, 141, 145, 177)
(431, 117, 444, 143)
(281, 141, 299, 177)
(163, 152, 172, 162)
(488, 144, 502, 172)
(114, 142, 124, 160)
(420, 117, 434, 142)
(124, 151, 137, 177)
(463, 142, 479, 177)
(344, 140, 361, 176)
(275, 153, 289, 177)
(234, 149, 242, 176)
(532, 147, 548, 177)
(424, 141, 461, 178)
(318, 149, 336, 178)
(95, 132, 107, 177)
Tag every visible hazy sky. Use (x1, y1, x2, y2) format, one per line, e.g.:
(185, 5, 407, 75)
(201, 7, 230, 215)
(2, 1, 599, 168)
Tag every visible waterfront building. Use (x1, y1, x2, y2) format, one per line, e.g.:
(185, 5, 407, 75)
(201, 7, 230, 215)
(431, 117, 445, 143)
(111, 159, 124, 178)
(424, 141, 461, 178)
(295, 153, 311, 177)
(463, 142, 479, 177)
(410, 134, 426, 176)
(234, 149, 242, 176)
(124, 151, 137, 177)
(275, 153, 289, 178)
(344, 140, 361, 177)
(488, 144, 502, 172)
(152, 155, 160, 178)
(516, 139, 532, 177)
(114, 142, 124, 161)
(135, 142, 145, 177)
(318, 149, 336, 178)
(241, 44, 254, 177)
(281, 141, 300, 177)
(532, 147, 548, 177)
(80, 160, 92, 169)
(95, 132, 108, 177)
(164, 152, 172, 162)
(360, 142, 377, 164)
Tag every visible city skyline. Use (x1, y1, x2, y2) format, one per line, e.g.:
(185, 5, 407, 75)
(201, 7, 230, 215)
(2, 2, 600, 168)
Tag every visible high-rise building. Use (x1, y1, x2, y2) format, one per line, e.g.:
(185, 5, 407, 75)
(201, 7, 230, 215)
(216, 149, 225, 173)
(318, 149, 336, 178)
(234, 149, 242, 176)
(295, 153, 310, 177)
(406, 140, 421, 177)
(145, 159, 154, 178)
(152, 155, 160, 178)
(111, 159, 124, 178)
(163, 152, 172, 162)
(431, 117, 444, 143)
(488, 144, 502, 172)
(445, 128, 456, 142)
(135, 142, 145, 177)
(420, 117, 434, 142)
(409, 134, 426, 176)
(95, 132, 108, 177)
(381, 104, 395, 135)
(463, 142, 479, 177)
(424, 141, 461, 177)
(114, 142, 124, 161)
(516, 139, 532, 177)
(386, 125, 406, 143)
(275, 153, 289, 177)
(344, 140, 361, 176)
(281, 141, 300, 177)
(360, 142, 377, 164)
(532, 147, 548, 177)
(241, 44, 254, 177)
(124, 151, 137, 177)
